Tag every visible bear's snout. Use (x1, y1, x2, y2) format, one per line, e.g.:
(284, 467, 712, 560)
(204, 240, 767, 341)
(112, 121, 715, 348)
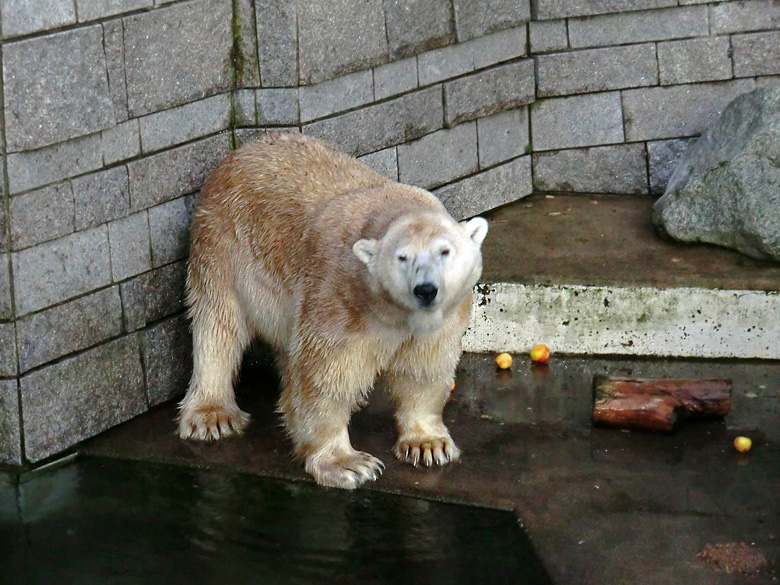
(413, 283, 438, 306)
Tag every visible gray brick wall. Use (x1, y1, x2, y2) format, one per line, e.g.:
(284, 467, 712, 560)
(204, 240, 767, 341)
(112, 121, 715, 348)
(444, 60, 535, 126)
(298, 0, 388, 85)
(533, 0, 676, 20)
(1, 0, 77, 37)
(3, 26, 115, 152)
(568, 6, 709, 48)
(623, 80, 754, 141)
(436, 156, 532, 220)
(255, 0, 299, 86)
(127, 134, 232, 210)
(417, 26, 527, 85)
(710, 0, 780, 35)
(2, 0, 778, 466)
(73, 167, 130, 231)
(398, 124, 479, 189)
(123, 0, 233, 116)
(358, 148, 399, 180)
(13, 227, 112, 317)
(142, 315, 192, 407)
(0, 380, 22, 465)
(10, 184, 75, 250)
(453, 0, 530, 41)
(657, 37, 732, 85)
(120, 261, 187, 333)
(0, 323, 16, 378)
(384, 0, 455, 58)
(303, 87, 444, 156)
(733, 31, 780, 77)
(108, 212, 152, 281)
(536, 44, 658, 97)
(20, 336, 147, 462)
(7, 135, 104, 194)
(0, 256, 11, 321)
(533, 144, 648, 194)
(17, 287, 124, 373)
(531, 92, 625, 151)
(477, 108, 530, 168)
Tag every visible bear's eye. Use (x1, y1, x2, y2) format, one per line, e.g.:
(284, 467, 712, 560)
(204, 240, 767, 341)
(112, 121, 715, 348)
(397, 254, 407, 262)
(440, 248, 451, 257)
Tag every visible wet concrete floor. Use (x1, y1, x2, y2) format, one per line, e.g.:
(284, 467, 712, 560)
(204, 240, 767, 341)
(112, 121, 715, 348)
(61, 353, 780, 585)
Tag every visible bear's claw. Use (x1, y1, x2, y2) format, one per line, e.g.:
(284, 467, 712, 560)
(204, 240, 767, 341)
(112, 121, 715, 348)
(306, 450, 385, 489)
(394, 436, 461, 467)
(178, 405, 251, 441)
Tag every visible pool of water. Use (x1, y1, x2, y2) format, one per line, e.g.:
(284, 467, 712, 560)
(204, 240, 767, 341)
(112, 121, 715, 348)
(1, 456, 551, 585)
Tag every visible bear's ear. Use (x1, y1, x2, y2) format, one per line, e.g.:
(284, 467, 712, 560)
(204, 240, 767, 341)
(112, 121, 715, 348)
(353, 239, 379, 267)
(461, 217, 488, 247)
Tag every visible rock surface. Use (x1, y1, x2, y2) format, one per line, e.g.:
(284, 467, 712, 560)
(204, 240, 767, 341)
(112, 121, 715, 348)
(653, 87, 780, 262)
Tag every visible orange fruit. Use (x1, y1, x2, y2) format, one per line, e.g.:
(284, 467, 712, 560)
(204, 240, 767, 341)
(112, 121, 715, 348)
(529, 344, 550, 362)
(733, 436, 752, 453)
(495, 352, 512, 369)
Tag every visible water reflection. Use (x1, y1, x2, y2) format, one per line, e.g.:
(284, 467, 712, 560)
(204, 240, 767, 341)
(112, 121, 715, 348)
(1, 457, 551, 585)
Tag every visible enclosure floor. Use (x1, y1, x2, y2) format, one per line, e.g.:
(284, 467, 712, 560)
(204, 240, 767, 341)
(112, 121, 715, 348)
(76, 353, 780, 585)
(483, 193, 780, 291)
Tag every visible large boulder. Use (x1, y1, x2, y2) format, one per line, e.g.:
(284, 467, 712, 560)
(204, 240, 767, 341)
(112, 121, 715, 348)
(653, 87, 780, 263)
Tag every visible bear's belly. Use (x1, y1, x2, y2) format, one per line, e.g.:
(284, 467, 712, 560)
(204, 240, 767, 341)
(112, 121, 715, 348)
(236, 266, 296, 351)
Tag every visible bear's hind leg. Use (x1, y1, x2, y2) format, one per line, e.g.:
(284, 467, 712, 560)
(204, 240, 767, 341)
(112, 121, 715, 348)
(303, 427, 385, 490)
(179, 299, 251, 440)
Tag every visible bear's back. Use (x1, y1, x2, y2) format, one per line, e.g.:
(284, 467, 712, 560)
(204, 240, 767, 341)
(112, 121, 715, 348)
(192, 134, 447, 277)
(199, 133, 390, 221)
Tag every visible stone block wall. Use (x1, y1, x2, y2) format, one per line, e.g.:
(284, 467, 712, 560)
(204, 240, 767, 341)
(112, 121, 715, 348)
(0, 0, 233, 466)
(530, 0, 780, 194)
(1, 0, 778, 466)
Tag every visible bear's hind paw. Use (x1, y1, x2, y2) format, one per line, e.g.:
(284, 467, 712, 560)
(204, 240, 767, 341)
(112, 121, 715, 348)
(394, 436, 461, 467)
(306, 450, 385, 490)
(178, 405, 251, 441)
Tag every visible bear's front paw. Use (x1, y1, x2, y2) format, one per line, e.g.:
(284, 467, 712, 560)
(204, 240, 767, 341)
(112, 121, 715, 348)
(394, 435, 461, 467)
(305, 450, 385, 490)
(178, 404, 251, 441)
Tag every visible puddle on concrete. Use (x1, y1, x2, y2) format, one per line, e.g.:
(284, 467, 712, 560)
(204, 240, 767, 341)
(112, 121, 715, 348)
(1, 456, 552, 585)
(455, 353, 780, 443)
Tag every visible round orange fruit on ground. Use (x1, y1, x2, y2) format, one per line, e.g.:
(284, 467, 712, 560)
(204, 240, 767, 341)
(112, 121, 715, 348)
(733, 436, 752, 453)
(495, 352, 512, 369)
(530, 344, 550, 362)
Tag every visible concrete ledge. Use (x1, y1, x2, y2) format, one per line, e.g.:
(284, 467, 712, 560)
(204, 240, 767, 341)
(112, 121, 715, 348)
(469, 194, 780, 359)
(465, 283, 779, 359)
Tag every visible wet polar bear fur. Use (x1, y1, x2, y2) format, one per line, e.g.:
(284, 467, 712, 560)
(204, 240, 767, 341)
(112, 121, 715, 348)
(179, 132, 488, 489)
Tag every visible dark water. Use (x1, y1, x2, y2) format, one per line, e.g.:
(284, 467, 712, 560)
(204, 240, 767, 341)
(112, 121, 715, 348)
(1, 457, 551, 585)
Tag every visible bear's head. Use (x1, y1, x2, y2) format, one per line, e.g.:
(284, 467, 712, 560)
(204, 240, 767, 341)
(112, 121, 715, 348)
(353, 212, 488, 333)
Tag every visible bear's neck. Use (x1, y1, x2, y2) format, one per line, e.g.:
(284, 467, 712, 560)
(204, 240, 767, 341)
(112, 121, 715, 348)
(407, 309, 444, 335)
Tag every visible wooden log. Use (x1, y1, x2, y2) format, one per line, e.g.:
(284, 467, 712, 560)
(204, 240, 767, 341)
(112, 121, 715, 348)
(592, 376, 732, 432)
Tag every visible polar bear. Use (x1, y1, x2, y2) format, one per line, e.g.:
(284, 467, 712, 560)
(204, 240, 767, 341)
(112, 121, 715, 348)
(179, 132, 488, 489)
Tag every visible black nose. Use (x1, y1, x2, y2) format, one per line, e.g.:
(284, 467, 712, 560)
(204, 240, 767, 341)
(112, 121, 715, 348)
(414, 283, 438, 306)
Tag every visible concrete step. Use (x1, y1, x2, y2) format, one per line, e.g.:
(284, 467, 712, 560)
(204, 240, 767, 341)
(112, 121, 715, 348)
(465, 194, 780, 359)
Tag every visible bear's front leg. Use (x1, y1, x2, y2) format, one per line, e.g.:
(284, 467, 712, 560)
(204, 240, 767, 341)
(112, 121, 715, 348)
(279, 359, 384, 489)
(387, 371, 461, 467)
(386, 313, 466, 467)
